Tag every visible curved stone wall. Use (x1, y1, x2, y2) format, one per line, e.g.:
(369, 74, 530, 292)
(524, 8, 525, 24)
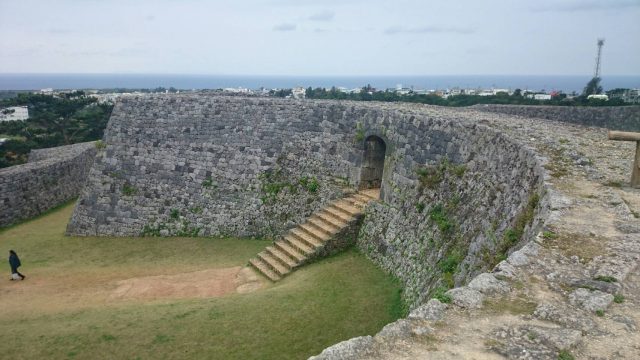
(0, 141, 97, 227)
(67, 95, 545, 308)
(471, 104, 640, 131)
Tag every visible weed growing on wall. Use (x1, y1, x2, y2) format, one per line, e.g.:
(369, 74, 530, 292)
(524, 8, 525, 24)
(121, 183, 137, 196)
(416, 158, 467, 190)
(354, 122, 365, 143)
(484, 192, 540, 267)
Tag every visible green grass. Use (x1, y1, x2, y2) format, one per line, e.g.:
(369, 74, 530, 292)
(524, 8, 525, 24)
(558, 349, 575, 360)
(0, 203, 403, 359)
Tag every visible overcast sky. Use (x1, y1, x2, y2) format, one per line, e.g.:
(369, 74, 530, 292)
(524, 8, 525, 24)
(1, 0, 639, 76)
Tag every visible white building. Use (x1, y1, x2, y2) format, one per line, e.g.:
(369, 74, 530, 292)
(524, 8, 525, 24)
(0, 106, 29, 122)
(534, 94, 552, 100)
(587, 94, 608, 101)
(291, 87, 306, 99)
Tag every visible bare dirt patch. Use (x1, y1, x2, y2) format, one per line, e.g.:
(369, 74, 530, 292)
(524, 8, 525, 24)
(110, 266, 264, 301)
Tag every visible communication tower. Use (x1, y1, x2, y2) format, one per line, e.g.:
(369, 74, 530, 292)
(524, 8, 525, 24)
(594, 38, 605, 78)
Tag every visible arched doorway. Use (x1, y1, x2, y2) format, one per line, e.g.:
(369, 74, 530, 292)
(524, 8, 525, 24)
(359, 135, 386, 190)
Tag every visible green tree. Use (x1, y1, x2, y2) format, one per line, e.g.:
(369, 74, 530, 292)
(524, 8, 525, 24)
(583, 77, 603, 96)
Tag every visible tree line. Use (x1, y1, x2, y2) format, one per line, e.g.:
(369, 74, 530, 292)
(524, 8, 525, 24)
(277, 84, 628, 107)
(0, 92, 113, 168)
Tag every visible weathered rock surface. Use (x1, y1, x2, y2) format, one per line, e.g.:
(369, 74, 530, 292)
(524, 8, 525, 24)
(568, 288, 614, 312)
(446, 287, 485, 309)
(309, 336, 375, 360)
(408, 299, 448, 321)
(468, 273, 510, 295)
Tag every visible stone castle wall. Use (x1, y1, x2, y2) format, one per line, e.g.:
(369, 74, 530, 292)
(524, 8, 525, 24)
(67, 95, 545, 309)
(471, 104, 640, 131)
(0, 141, 97, 227)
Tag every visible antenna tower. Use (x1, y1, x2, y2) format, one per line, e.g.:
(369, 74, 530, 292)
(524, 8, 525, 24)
(594, 38, 604, 78)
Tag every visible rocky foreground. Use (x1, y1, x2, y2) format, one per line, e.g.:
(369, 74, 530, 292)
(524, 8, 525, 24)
(312, 106, 640, 359)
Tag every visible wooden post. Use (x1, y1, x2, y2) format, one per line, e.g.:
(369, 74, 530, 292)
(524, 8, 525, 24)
(608, 130, 640, 188)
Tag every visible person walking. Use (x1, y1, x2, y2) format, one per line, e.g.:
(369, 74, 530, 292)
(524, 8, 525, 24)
(9, 250, 25, 280)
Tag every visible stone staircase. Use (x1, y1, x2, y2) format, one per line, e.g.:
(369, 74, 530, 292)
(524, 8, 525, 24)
(249, 189, 380, 281)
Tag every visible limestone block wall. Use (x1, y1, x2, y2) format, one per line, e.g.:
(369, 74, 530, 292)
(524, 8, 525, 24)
(0, 141, 97, 227)
(67, 95, 545, 311)
(354, 121, 544, 308)
(471, 104, 640, 131)
(67, 96, 363, 237)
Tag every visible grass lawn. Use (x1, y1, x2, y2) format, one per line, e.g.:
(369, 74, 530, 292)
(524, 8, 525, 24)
(0, 203, 403, 359)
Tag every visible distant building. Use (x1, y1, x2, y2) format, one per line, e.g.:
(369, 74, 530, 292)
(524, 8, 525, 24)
(291, 87, 306, 99)
(0, 106, 29, 122)
(223, 87, 251, 94)
(40, 88, 53, 94)
(608, 89, 640, 104)
(534, 94, 552, 100)
(587, 94, 608, 101)
(526, 93, 552, 101)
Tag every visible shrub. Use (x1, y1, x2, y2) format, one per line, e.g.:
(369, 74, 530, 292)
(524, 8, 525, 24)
(202, 177, 214, 188)
(416, 165, 443, 189)
(614, 294, 625, 303)
(299, 176, 319, 193)
(558, 350, 575, 360)
(429, 204, 453, 234)
(122, 183, 137, 196)
(170, 209, 180, 220)
(432, 286, 452, 304)
(594, 275, 616, 283)
(439, 249, 463, 274)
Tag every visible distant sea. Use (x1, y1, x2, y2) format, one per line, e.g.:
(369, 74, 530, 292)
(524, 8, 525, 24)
(1, 74, 639, 93)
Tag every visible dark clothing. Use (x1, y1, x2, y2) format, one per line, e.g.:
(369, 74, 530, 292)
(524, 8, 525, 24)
(9, 253, 21, 271)
(9, 252, 24, 279)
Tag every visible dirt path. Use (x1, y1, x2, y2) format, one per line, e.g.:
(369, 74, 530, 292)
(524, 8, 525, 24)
(1, 266, 265, 317)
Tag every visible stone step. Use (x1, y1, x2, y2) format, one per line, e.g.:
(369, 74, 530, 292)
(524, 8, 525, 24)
(266, 246, 297, 268)
(257, 251, 290, 276)
(324, 206, 353, 222)
(284, 235, 315, 255)
(249, 258, 281, 281)
(298, 223, 330, 242)
(359, 188, 380, 200)
(344, 197, 367, 208)
(308, 216, 340, 235)
(333, 201, 361, 216)
(316, 211, 348, 228)
(274, 240, 307, 263)
(248, 188, 381, 282)
(353, 193, 373, 203)
(291, 227, 324, 247)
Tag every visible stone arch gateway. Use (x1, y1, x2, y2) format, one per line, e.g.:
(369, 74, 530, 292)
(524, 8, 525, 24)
(359, 135, 386, 190)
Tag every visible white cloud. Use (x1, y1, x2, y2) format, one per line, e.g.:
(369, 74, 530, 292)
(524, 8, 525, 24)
(273, 23, 297, 31)
(308, 10, 335, 21)
(533, 0, 640, 12)
(384, 25, 474, 35)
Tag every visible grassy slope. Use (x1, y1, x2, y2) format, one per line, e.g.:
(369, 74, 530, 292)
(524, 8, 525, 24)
(0, 204, 402, 359)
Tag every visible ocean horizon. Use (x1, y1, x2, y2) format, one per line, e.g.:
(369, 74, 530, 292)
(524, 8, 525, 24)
(1, 73, 639, 93)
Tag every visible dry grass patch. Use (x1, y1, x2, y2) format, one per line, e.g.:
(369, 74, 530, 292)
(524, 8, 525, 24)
(542, 231, 608, 263)
(483, 297, 537, 316)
